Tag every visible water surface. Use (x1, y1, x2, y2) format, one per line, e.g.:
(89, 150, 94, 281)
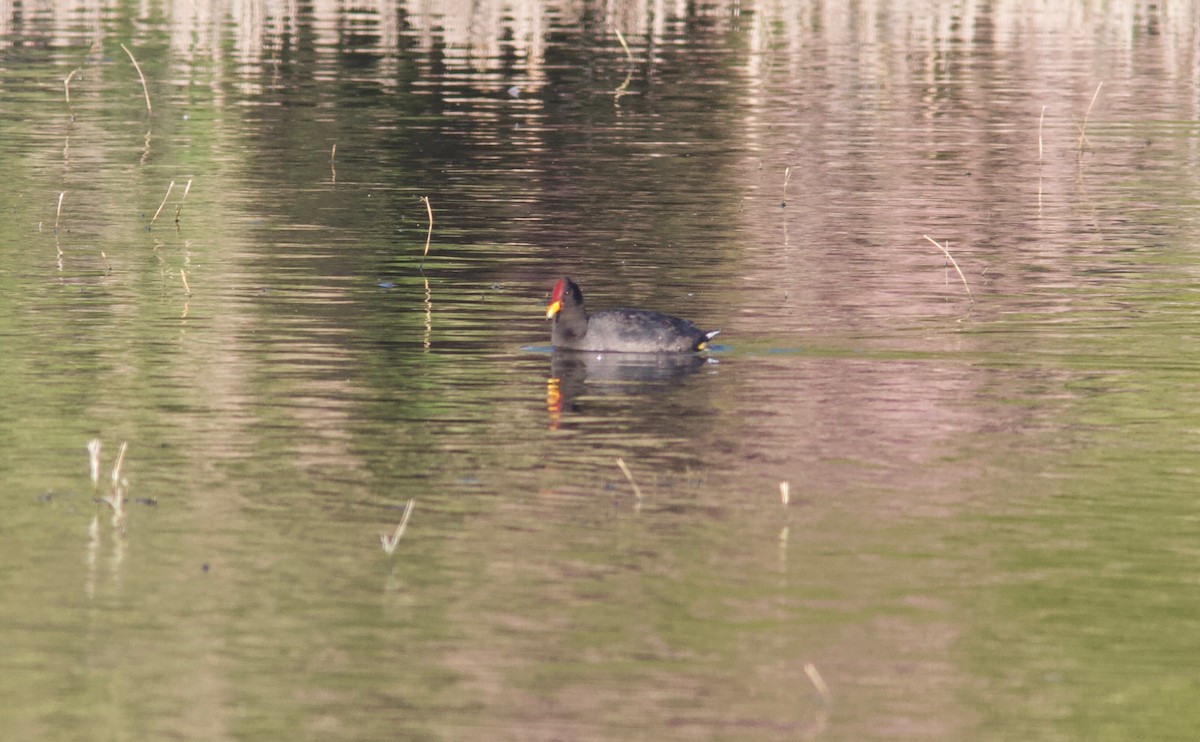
(2, 1, 1200, 739)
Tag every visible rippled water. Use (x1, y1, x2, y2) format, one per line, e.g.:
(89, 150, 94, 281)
(3, 1, 1200, 739)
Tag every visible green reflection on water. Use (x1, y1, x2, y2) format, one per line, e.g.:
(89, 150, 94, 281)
(962, 356, 1200, 740)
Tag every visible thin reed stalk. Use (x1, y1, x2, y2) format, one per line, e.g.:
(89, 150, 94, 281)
(419, 196, 434, 268)
(151, 180, 174, 224)
(64, 68, 82, 108)
(804, 663, 832, 704)
(1038, 105, 1046, 161)
(616, 458, 643, 501)
(381, 499, 416, 554)
(1076, 81, 1103, 151)
(87, 439, 102, 493)
(173, 178, 192, 223)
(614, 28, 634, 62)
(120, 44, 152, 113)
(923, 235, 973, 302)
(611, 28, 635, 103)
(110, 441, 128, 488)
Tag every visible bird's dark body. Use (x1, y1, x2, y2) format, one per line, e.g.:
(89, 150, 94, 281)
(553, 309, 710, 352)
(547, 277, 718, 353)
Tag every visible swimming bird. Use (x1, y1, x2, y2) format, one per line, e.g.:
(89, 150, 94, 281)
(546, 276, 719, 353)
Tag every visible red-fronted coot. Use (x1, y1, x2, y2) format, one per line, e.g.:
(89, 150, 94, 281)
(546, 277, 719, 353)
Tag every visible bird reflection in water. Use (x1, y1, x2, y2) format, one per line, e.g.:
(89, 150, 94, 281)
(547, 350, 713, 428)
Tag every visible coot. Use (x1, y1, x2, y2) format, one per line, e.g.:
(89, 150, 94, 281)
(546, 277, 718, 353)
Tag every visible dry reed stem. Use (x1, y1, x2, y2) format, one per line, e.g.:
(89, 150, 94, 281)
(381, 499, 416, 554)
(330, 143, 337, 160)
(55, 192, 64, 230)
(923, 235, 973, 302)
(1038, 105, 1046, 161)
(613, 69, 634, 103)
(614, 28, 634, 62)
(780, 480, 790, 505)
(419, 195, 434, 267)
(616, 458, 644, 500)
(87, 439, 102, 491)
(1076, 81, 1103, 151)
(110, 441, 128, 488)
(64, 68, 82, 107)
(101, 441, 130, 529)
(180, 269, 191, 296)
(151, 180, 174, 223)
(804, 663, 832, 704)
(120, 44, 152, 113)
(174, 178, 192, 223)
(101, 251, 111, 272)
(609, 28, 635, 103)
